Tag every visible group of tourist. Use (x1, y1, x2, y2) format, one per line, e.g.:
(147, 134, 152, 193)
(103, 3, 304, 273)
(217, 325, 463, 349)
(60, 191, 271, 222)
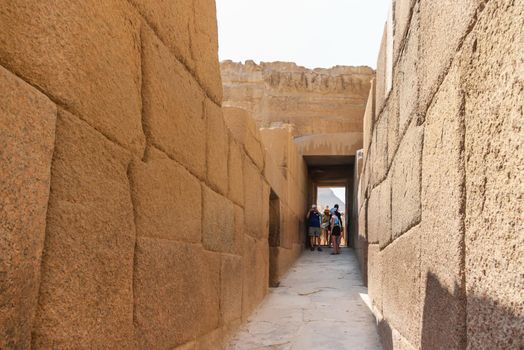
(306, 204, 344, 255)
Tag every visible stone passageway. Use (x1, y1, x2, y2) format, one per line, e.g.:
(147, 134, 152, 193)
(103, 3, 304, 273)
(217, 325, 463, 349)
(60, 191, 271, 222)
(227, 248, 382, 350)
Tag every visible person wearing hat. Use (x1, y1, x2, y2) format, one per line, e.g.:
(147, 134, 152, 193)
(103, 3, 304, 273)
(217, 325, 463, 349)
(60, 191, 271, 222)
(321, 206, 332, 246)
(306, 204, 322, 251)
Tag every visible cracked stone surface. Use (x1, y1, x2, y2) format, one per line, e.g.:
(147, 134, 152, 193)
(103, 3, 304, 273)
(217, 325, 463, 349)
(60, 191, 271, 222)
(227, 248, 382, 350)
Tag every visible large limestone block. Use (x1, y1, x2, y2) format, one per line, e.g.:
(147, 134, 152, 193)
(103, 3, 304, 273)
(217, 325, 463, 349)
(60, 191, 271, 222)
(32, 110, 135, 348)
(367, 177, 391, 247)
(375, 25, 388, 115)
(387, 87, 400, 166)
(0, 66, 56, 349)
(243, 158, 266, 239)
(462, 3, 524, 347)
(228, 138, 245, 206)
(242, 236, 269, 320)
(220, 254, 242, 323)
(381, 226, 421, 347)
(393, 0, 417, 60)
(397, 8, 419, 137)
(260, 127, 290, 170)
(370, 114, 388, 187)
(223, 107, 264, 170)
(142, 26, 206, 177)
(420, 63, 466, 349)
(127, 0, 194, 69)
(367, 244, 383, 313)
(0, 1, 144, 154)
(363, 80, 376, 158)
(263, 153, 287, 202)
(134, 238, 220, 349)
(233, 205, 245, 256)
(129, 153, 202, 243)
(192, 0, 223, 103)
(418, 0, 479, 112)
(391, 124, 423, 238)
(202, 185, 236, 253)
(205, 99, 229, 195)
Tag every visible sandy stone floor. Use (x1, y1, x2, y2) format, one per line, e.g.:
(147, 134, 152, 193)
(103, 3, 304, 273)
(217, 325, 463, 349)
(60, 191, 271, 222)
(226, 248, 382, 350)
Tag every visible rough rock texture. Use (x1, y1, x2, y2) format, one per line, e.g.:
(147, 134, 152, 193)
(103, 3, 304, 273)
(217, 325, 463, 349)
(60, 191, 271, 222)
(33, 110, 136, 349)
(221, 60, 373, 156)
(462, 1, 524, 348)
(130, 153, 202, 243)
(0, 66, 56, 349)
(134, 238, 220, 349)
(0, 1, 145, 155)
(391, 124, 423, 239)
(0, 2, 308, 348)
(142, 25, 206, 178)
(359, 0, 523, 348)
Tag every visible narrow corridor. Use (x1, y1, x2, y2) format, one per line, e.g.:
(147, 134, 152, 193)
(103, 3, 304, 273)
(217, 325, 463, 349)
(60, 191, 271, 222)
(227, 248, 382, 350)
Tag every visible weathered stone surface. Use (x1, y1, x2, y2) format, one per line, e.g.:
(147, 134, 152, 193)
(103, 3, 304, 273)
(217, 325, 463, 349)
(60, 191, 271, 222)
(142, 25, 206, 177)
(375, 25, 388, 115)
(369, 177, 392, 249)
(0, 66, 56, 349)
(418, 0, 478, 111)
(206, 98, 229, 195)
(363, 80, 375, 158)
(393, 0, 417, 60)
(134, 238, 220, 349)
(294, 132, 364, 157)
(0, 1, 144, 154)
(391, 124, 423, 238)
(263, 153, 287, 203)
(202, 185, 235, 253)
(223, 107, 264, 170)
(397, 8, 419, 137)
(192, 0, 223, 103)
(128, 0, 193, 69)
(382, 226, 421, 347)
(367, 244, 382, 313)
(32, 109, 135, 349)
(233, 205, 244, 256)
(370, 114, 388, 187)
(420, 63, 466, 350)
(221, 254, 242, 323)
(129, 154, 201, 243)
(462, 2, 524, 347)
(386, 87, 400, 166)
(221, 61, 373, 139)
(243, 158, 265, 239)
(228, 138, 244, 206)
(242, 236, 268, 320)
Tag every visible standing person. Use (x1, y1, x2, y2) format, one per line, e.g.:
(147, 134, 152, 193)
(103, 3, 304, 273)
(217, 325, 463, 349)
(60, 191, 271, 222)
(330, 211, 342, 255)
(306, 205, 322, 251)
(331, 204, 344, 249)
(321, 206, 331, 246)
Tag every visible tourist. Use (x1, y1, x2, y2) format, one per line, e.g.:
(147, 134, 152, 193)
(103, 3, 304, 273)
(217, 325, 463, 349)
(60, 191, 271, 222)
(321, 206, 331, 246)
(331, 204, 344, 250)
(306, 204, 322, 251)
(330, 210, 342, 255)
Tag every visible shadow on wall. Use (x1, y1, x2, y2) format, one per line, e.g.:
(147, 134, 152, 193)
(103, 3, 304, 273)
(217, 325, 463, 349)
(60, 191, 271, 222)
(378, 273, 524, 350)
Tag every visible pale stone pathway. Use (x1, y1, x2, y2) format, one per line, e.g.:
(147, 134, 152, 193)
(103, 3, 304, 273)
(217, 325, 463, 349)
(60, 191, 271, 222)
(227, 248, 382, 350)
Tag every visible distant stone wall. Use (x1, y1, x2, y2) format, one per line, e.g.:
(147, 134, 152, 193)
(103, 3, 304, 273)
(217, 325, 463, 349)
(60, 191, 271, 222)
(0, 2, 306, 349)
(221, 60, 374, 138)
(358, 1, 523, 349)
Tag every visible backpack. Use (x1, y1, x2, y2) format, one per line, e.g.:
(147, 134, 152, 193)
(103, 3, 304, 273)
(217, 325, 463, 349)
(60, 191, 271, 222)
(332, 215, 340, 227)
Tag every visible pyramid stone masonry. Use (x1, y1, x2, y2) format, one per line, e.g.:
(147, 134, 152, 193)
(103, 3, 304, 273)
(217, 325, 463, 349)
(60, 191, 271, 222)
(0, 0, 523, 349)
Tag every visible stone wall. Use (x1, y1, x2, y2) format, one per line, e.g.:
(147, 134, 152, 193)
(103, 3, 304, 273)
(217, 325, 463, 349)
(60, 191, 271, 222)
(358, 1, 523, 349)
(221, 60, 374, 156)
(0, 2, 306, 349)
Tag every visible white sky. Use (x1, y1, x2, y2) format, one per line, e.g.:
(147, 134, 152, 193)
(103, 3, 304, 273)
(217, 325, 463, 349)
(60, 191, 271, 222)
(216, 0, 390, 69)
